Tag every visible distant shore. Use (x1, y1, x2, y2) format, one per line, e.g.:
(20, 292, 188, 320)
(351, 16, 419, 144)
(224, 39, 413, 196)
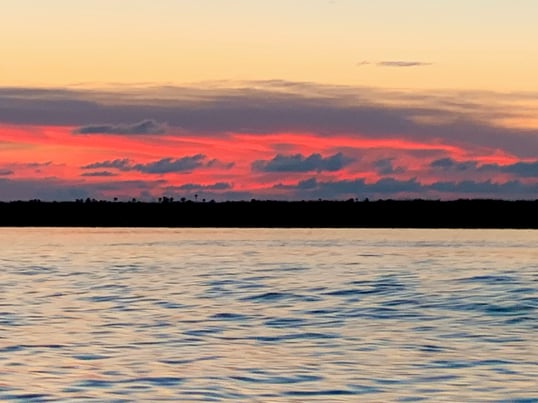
(0, 199, 536, 228)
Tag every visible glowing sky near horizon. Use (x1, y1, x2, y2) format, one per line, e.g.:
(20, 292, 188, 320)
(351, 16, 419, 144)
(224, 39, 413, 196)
(0, 1, 537, 200)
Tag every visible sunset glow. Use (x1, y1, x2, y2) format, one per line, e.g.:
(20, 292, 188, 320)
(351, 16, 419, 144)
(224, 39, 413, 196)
(1, 1, 537, 200)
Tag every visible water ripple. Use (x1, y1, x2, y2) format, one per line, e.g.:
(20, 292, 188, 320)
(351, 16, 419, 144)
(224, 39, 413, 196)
(0, 228, 536, 401)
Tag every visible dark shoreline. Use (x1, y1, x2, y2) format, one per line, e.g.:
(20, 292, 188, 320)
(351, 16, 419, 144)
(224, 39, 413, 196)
(0, 199, 537, 228)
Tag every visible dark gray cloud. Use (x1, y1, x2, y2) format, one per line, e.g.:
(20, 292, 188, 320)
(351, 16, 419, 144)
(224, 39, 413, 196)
(133, 155, 205, 174)
(80, 171, 117, 177)
(1, 173, 536, 202)
(82, 159, 132, 171)
(174, 182, 232, 191)
(0, 178, 90, 201)
(274, 177, 537, 200)
(431, 157, 538, 178)
(430, 157, 478, 171)
(1, 83, 537, 157)
(369, 177, 422, 193)
(485, 161, 538, 178)
(26, 161, 52, 168)
(377, 61, 432, 67)
(206, 159, 235, 169)
(430, 158, 457, 169)
(252, 152, 353, 172)
(73, 119, 166, 135)
(296, 177, 318, 189)
(274, 177, 411, 199)
(81, 155, 230, 175)
(0, 176, 166, 201)
(275, 177, 365, 197)
(374, 158, 405, 175)
(0, 169, 14, 176)
(85, 179, 166, 193)
(429, 180, 532, 195)
(162, 183, 248, 202)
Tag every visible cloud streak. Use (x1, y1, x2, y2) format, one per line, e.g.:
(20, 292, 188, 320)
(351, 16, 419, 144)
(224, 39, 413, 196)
(82, 159, 132, 171)
(252, 152, 353, 173)
(81, 155, 232, 175)
(74, 119, 166, 135)
(133, 156, 205, 174)
(174, 182, 232, 191)
(377, 61, 432, 67)
(80, 171, 117, 177)
(274, 177, 538, 200)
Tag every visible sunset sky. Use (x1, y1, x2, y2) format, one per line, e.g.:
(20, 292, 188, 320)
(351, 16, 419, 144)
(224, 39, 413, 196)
(1, 0, 537, 201)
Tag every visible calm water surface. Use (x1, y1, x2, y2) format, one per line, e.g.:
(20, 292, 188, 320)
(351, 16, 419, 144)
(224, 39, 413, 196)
(0, 228, 537, 401)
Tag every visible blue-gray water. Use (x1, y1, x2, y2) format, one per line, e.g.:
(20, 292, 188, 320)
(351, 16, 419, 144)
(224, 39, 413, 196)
(0, 228, 537, 401)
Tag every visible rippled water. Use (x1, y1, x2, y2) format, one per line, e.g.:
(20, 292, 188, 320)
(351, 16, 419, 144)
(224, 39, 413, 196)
(0, 228, 537, 401)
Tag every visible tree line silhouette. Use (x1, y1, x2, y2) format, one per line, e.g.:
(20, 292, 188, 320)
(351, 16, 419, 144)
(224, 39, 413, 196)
(0, 199, 536, 228)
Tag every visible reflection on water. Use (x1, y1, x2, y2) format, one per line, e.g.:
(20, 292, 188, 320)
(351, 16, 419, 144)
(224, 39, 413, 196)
(0, 228, 537, 401)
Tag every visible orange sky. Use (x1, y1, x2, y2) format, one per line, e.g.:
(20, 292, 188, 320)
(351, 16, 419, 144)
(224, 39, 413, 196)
(0, 1, 537, 200)
(0, 112, 535, 200)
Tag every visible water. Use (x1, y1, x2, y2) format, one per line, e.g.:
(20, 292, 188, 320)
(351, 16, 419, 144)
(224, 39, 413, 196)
(0, 228, 537, 401)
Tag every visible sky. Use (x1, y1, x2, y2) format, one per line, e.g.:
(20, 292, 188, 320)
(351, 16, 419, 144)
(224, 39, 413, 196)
(1, 0, 537, 201)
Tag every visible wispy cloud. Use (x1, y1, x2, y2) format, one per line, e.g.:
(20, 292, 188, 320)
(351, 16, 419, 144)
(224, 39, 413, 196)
(377, 61, 432, 67)
(356, 60, 432, 68)
(73, 119, 166, 135)
(26, 161, 53, 168)
(80, 171, 117, 177)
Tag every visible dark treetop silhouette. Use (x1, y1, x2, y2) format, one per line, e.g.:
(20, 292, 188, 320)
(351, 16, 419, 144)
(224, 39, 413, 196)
(0, 199, 537, 228)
